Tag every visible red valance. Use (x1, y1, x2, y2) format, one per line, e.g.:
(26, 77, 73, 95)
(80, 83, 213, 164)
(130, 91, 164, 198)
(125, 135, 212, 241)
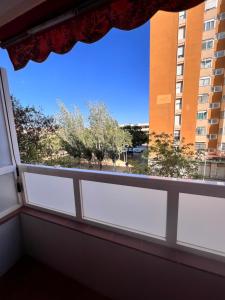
(5, 0, 205, 70)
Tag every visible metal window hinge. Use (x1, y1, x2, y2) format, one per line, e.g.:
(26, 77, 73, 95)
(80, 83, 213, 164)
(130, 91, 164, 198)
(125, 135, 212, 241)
(17, 182, 23, 193)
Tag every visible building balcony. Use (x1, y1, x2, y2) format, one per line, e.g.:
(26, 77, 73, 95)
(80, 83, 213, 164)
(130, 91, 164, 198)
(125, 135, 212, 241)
(2, 163, 225, 299)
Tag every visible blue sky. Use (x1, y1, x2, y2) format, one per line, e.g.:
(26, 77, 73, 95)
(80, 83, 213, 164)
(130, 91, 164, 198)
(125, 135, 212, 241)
(0, 21, 150, 124)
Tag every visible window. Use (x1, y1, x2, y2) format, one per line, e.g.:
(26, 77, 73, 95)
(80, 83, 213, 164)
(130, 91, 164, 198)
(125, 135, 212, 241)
(208, 118, 219, 124)
(175, 114, 181, 126)
(201, 58, 212, 68)
(209, 102, 220, 109)
(204, 19, 215, 31)
(176, 64, 184, 75)
(176, 82, 183, 94)
(221, 111, 225, 118)
(195, 142, 206, 150)
(205, 0, 218, 10)
(221, 143, 225, 151)
(178, 27, 185, 39)
(198, 94, 209, 104)
(212, 85, 222, 92)
(216, 32, 225, 40)
(199, 77, 211, 86)
(202, 39, 214, 50)
(218, 12, 225, 21)
(179, 11, 186, 20)
(207, 134, 217, 140)
(215, 50, 225, 58)
(214, 68, 224, 75)
(175, 98, 182, 110)
(219, 127, 225, 135)
(197, 111, 207, 120)
(196, 127, 206, 135)
(177, 45, 184, 58)
(222, 95, 225, 101)
(174, 130, 180, 141)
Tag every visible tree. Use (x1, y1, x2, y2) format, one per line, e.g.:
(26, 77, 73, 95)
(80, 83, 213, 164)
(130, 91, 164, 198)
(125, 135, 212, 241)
(88, 103, 131, 169)
(147, 132, 198, 178)
(12, 97, 56, 163)
(122, 125, 148, 147)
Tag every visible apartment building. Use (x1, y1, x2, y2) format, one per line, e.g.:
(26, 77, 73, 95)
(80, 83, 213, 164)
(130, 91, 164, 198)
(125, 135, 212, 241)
(150, 0, 225, 157)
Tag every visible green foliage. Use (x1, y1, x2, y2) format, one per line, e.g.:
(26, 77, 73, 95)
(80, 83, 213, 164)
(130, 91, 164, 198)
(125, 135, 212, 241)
(122, 125, 148, 147)
(57, 102, 132, 169)
(12, 97, 57, 163)
(147, 132, 198, 178)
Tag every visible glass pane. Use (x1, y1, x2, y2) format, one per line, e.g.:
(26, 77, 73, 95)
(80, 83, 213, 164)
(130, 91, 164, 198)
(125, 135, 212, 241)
(81, 180, 167, 239)
(177, 193, 225, 255)
(24, 173, 76, 216)
(0, 97, 12, 166)
(0, 173, 18, 213)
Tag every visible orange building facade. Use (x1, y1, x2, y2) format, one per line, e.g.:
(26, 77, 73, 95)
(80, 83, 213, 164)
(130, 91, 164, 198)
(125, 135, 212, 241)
(149, 0, 225, 157)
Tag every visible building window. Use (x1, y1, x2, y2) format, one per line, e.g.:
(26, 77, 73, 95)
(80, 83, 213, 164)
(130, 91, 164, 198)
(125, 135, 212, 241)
(174, 130, 180, 141)
(212, 85, 222, 92)
(221, 143, 225, 151)
(215, 50, 225, 58)
(209, 102, 220, 109)
(178, 27, 185, 40)
(218, 12, 225, 21)
(196, 127, 206, 135)
(199, 77, 211, 86)
(214, 68, 224, 75)
(216, 32, 225, 40)
(195, 142, 206, 150)
(175, 114, 181, 126)
(208, 118, 219, 124)
(197, 111, 207, 120)
(175, 98, 182, 110)
(179, 11, 186, 21)
(205, 0, 218, 10)
(177, 45, 184, 58)
(207, 134, 217, 140)
(222, 95, 225, 101)
(204, 19, 215, 31)
(221, 111, 225, 118)
(176, 81, 183, 94)
(201, 58, 212, 68)
(202, 39, 214, 50)
(198, 94, 209, 104)
(219, 127, 225, 135)
(176, 64, 184, 75)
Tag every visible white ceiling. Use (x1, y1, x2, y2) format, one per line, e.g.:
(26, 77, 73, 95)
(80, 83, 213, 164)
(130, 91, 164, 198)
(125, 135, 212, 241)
(0, 0, 46, 27)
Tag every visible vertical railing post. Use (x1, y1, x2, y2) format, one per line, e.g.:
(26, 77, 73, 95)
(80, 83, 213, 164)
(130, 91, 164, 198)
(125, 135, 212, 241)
(73, 177, 83, 221)
(166, 189, 180, 247)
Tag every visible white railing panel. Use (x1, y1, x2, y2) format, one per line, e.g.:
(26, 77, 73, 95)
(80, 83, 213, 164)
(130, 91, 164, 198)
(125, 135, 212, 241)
(177, 193, 225, 255)
(81, 180, 167, 239)
(0, 172, 18, 213)
(24, 172, 76, 216)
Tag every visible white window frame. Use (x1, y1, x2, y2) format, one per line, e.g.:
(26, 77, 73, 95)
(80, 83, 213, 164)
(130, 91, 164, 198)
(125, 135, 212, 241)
(204, 19, 215, 31)
(209, 102, 220, 109)
(214, 68, 224, 75)
(196, 127, 206, 135)
(205, 0, 218, 10)
(202, 39, 214, 50)
(178, 26, 186, 40)
(176, 81, 183, 94)
(207, 134, 217, 140)
(208, 118, 219, 124)
(221, 111, 225, 119)
(195, 142, 206, 150)
(216, 32, 225, 40)
(201, 58, 212, 69)
(197, 110, 207, 120)
(198, 94, 209, 104)
(179, 11, 186, 21)
(176, 64, 184, 76)
(175, 98, 182, 110)
(177, 45, 185, 58)
(218, 12, 225, 21)
(212, 85, 222, 92)
(199, 77, 211, 86)
(215, 50, 225, 58)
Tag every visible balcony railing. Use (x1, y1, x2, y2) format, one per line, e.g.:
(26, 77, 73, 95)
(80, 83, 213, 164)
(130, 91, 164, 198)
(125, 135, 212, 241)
(18, 163, 225, 262)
